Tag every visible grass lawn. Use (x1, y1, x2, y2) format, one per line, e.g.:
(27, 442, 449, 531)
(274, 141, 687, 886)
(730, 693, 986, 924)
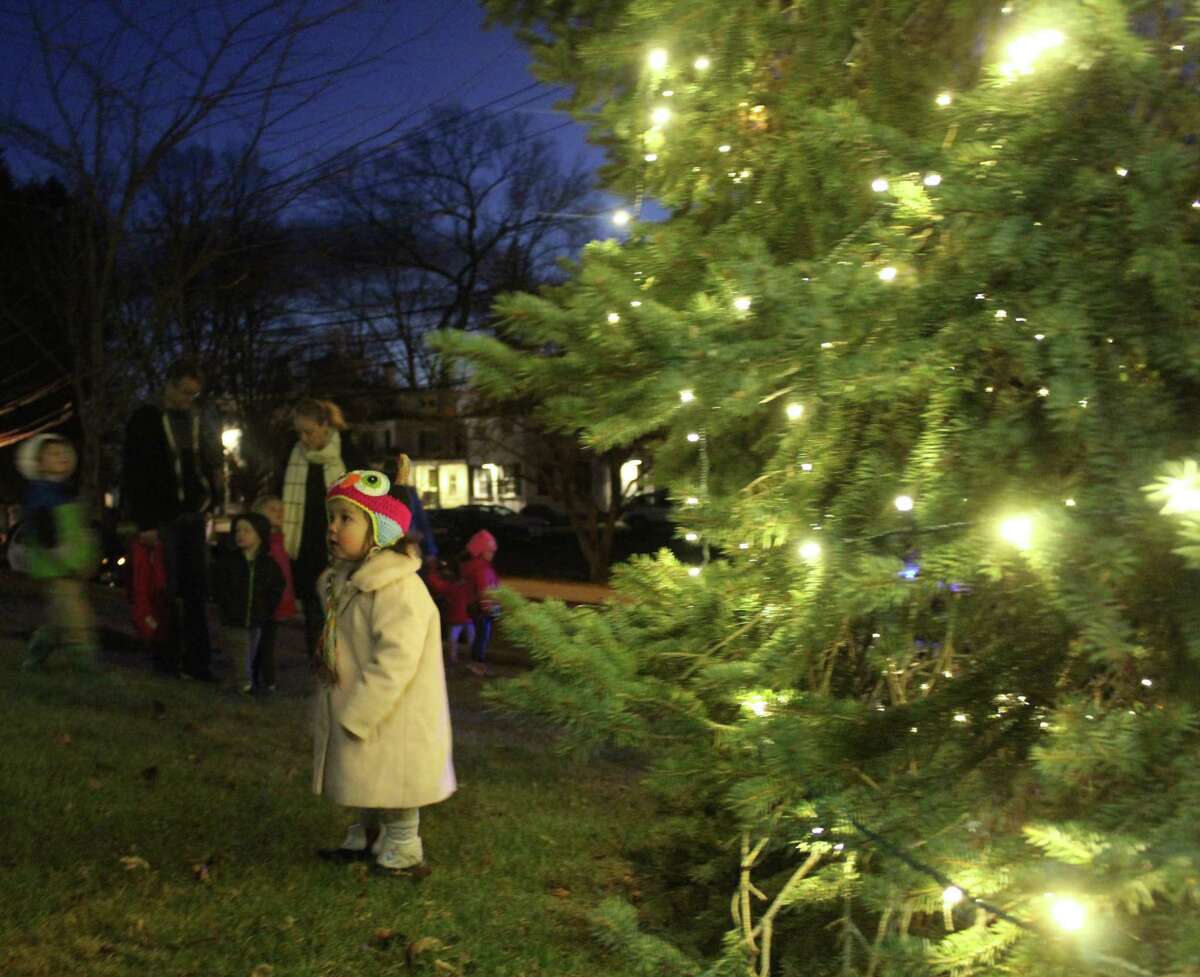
(0, 613, 654, 976)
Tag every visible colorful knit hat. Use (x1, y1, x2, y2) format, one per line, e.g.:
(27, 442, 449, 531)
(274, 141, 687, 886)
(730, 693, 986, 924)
(326, 470, 412, 547)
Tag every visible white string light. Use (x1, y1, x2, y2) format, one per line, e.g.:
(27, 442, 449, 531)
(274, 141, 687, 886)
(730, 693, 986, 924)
(936, 92, 953, 106)
(786, 403, 804, 420)
(733, 296, 752, 312)
(693, 55, 711, 71)
(648, 48, 669, 71)
(607, 312, 621, 324)
(878, 266, 897, 282)
(871, 177, 890, 192)
(894, 495, 914, 512)
(679, 389, 695, 403)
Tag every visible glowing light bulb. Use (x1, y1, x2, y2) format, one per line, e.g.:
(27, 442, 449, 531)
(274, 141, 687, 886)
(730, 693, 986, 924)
(801, 463, 813, 472)
(648, 49, 668, 71)
(954, 713, 968, 723)
(745, 695, 768, 717)
(894, 494, 914, 512)
(878, 266, 897, 282)
(651, 106, 671, 126)
(607, 312, 621, 324)
(687, 566, 702, 577)
(630, 300, 642, 307)
(686, 432, 700, 442)
(1065, 498, 1076, 507)
(1049, 896, 1086, 933)
(1115, 166, 1129, 177)
(1141, 677, 1153, 687)
(693, 56, 711, 71)
(1003, 29, 1065, 76)
(679, 389, 695, 403)
(943, 886, 965, 907)
(871, 177, 890, 193)
(1192, 200, 1200, 210)
(1161, 477, 1200, 513)
(738, 542, 750, 550)
(799, 541, 822, 561)
(923, 173, 942, 187)
(785, 403, 804, 420)
(733, 296, 752, 312)
(718, 143, 731, 153)
(662, 89, 673, 97)
(1034, 333, 1045, 341)
(811, 826, 825, 835)
(612, 208, 631, 226)
(994, 309, 1007, 319)
(684, 532, 699, 542)
(999, 515, 1033, 550)
(1038, 386, 1050, 397)
(685, 496, 699, 506)
(644, 153, 658, 162)
(936, 92, 952, 107)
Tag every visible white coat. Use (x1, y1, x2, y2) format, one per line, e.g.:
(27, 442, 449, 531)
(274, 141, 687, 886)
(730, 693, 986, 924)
(312, 549, 456, 809)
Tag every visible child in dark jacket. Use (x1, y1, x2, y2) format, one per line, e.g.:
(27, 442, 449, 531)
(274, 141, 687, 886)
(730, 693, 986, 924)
(212, 512, 285, 694)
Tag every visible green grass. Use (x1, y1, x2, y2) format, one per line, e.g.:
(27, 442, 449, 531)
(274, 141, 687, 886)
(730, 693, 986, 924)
(0, 657, 653, 977)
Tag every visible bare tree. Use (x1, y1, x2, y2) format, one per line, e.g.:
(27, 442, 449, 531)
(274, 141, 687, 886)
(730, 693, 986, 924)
(317, 104, 599, 388)
(0, 0, 379, 497)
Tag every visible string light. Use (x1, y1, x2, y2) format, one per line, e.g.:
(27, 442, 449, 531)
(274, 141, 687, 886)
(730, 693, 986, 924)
(679, 389, 695, 403)
(1064, 498, 1076, 507)
(1049, 896, 1086, 933)
(1001, 29, 1065, 77)
(651, 106, 672, 126)
(686, 432, 700, 442)
(894, 495, 914, 512)
(648, 48, 668, 71)
(738, 542, 750, 550)
(994, 309, 1007, 319)
(1037, 386, 1050, 397)
(954, 713, 968, 723)
(786, 403, 804, 420)
(685, 496, 700, 506)
(718, 143, 732, 153)
(733, 296, 752, 312)
(878, 266, 897, 282)
(685, 532, 699, 542)
(943, 886, 965, 907)
(1033, 333, 1044, 341)
(999, 515, 1034, 550)
(801, 462, 813, 472)
(607, 312, 621, 324)
(1141, 678, 1153, 687)
(612, 209, 631, 226)
(687, 566, 702, 577)
(936, 92, 953, 106)
(693, 55, 711, 71)
(1115, 166, 1128, 177)
(644, 153, 658, 162)
(799, 541, 822, 561)
(923, 173, 942, 187)
(630, 300, 641, 307)
(662, 89, 674, 97)
(871, 177, 890, 192)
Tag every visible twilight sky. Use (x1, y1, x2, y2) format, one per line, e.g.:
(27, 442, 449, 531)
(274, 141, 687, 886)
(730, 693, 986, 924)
(1, 0, 609, 194)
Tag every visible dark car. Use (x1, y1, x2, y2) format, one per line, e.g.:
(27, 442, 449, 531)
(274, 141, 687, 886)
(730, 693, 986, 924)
(520, 503, 570, 528)
(428, 504, 548, 551)
(620, 489, 674, 533)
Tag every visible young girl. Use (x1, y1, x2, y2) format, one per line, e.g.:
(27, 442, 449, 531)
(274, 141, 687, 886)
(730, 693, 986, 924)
(313, 470, 456, 874)
(425, 560, 473, 666)
(252, 495, 298, 693)
(460, 529, 500, 677)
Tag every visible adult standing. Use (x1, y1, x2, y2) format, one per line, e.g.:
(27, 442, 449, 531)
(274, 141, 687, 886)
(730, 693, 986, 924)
(279, 399, 363, 659)
(122, 359, 222, 680)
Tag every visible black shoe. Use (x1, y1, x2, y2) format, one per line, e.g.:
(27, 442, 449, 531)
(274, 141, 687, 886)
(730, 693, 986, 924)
(317, 847, 372, 863)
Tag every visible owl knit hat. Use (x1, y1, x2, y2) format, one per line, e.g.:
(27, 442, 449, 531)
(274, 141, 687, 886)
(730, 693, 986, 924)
(326, 470, 412, 548)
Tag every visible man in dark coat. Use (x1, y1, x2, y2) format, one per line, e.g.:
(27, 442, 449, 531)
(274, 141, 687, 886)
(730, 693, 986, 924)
(122, 359, 223, 679)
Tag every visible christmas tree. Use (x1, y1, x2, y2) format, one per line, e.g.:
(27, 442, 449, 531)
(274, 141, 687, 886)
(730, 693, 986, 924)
(436, 2, 1200, 974)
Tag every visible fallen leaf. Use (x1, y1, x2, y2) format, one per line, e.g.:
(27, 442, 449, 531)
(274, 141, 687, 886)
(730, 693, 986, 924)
(406, 936, 444, 965)
(55, 733, 72, 746)
(551, 887, 571, 899)
(120, 856, 150, 871)
(433, 960, 461, 976)
(371, 928, 398, 948)
(250, 966, 274, 977)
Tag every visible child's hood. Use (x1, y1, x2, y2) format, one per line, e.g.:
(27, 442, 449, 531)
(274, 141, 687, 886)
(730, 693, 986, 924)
(16, 434, 75, 482)
(348, 549, 422, 593)
(232, 511, 273, 549)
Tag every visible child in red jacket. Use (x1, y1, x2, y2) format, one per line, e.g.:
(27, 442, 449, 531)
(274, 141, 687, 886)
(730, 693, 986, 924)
(425, 561, 474, 666)
(253, 495, 298, 692)
(460, 530, 500, 677)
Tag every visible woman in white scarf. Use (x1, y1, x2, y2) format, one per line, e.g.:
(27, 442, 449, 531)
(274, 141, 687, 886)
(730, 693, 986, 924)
(281, 399, 362, 658)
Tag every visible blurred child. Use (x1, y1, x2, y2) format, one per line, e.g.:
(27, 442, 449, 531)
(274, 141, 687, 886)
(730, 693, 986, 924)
(425, 560, 473, 666)
(212, 512, 284, 694)
(253, 495, 298, 692)
(460, 529, 500, 677)
(314, 470, 455, 875)
(16, 434, 100, 670)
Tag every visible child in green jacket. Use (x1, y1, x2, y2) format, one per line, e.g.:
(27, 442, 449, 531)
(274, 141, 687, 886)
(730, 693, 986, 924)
(17, 434, 100, 670)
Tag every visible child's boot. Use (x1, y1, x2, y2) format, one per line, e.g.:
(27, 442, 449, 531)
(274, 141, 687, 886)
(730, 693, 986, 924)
(373, 810, 423, 874)
(317, 822, 375, 863)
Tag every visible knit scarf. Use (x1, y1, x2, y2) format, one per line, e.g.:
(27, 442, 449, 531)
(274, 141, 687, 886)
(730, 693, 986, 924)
(316, 552, 377, 686)
(282, 430, 345, 559)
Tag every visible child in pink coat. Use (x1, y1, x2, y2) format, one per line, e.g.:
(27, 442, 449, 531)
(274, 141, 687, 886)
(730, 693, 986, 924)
(425, 562, 474, 666)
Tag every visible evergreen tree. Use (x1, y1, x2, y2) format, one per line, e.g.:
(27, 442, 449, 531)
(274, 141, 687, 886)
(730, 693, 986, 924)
(437, 3, 1200, 974)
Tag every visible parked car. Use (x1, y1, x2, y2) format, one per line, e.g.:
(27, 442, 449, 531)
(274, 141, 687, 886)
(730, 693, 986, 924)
(620, 490, 674, 532)
(428, 504, 548, 550)
(520, 503, 570, 528)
